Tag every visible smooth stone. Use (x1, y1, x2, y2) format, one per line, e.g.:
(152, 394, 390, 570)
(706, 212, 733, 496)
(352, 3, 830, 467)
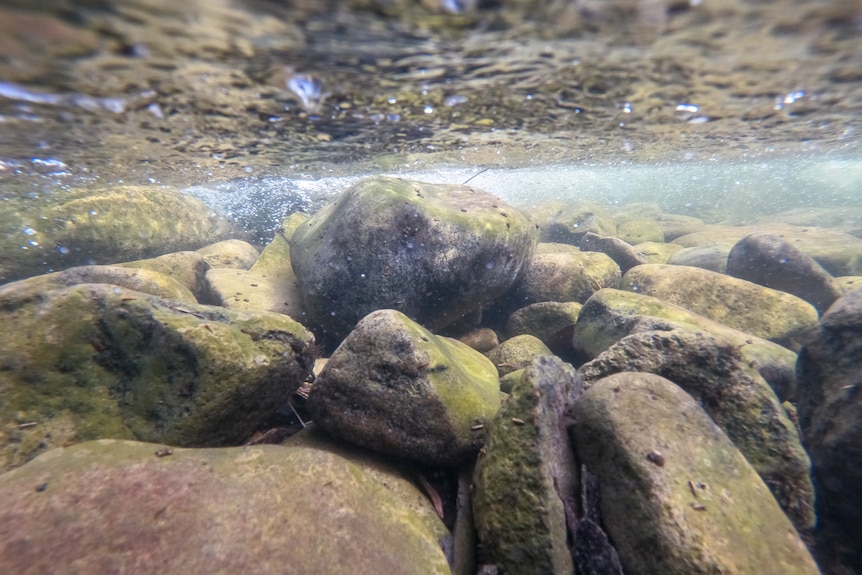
(571, 289, 799, 402)
(621, 264, 819, 349)
(457, 327, 500, 353)
(250, 212, 308, 281)
(834, 275, 862, 294)
(727, 232, 841, 314)
(538, 200, 616, 245)
(485, 334, 553, 377)
(0, 264, 197, 304)
(196, 239, 260, 270)
(0, 184, 234, 284)
(513, 250, 621, 305)
(473, 356, 580, 575)
(0, 283, 315, 473)
(579, 231, 648, 273)
(307, 309, 501, 466)
(615, 217, 665, 244)
(666, 244, 734, 272)
(0, 439, 450, 575)
(632, 241, 684, 264)
(578, 327, 814, 531)
(653, 213, 705, 241)
(504, 301, 582, 349)
(535, 242, 580, 254)
(291, 176, 537, 342)
(796, 290, 862, 574)
(202, 267, 306, 321)
(570, 372, 820, 575)
(119, 251, 209, 301)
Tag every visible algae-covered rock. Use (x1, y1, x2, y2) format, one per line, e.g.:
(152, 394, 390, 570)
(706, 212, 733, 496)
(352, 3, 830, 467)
(667, 244, 733, 272)
(622, 264, 818, 349)
(504, 301, 582, 348)
(307, 309, 501, 466)
(0, 264, 198, 304)
(615, 217, 665, 244)
(570, 372, 820, 575)
(578, 328, 815, 531)
(203, 267, 306, 321)
(538, 200, 616, 245)
(579, 231, 648, 273)
(633, 241, 684, 264)
(0, 185, 234, 283)
(0, 283, 315, 473)
(473, 356, 580, 575)
(0, 439, 450, 575)
(571, 289, 800, 402)
(457, 327, 499, 353)
(290, 176, 537, 342)
(514, 250, 620, 305)
(250, 211, 308, 281)
(486, 334, 553, 377)
(196, 239, 260, 270)
(796, 289, 862, 574)
(119, 251, 209, 301)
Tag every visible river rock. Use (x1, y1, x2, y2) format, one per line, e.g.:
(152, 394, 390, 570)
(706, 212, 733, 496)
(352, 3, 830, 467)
(570, 372, 820, 575)
(0, 283, 315, 473)
(796, 289, 862, 574)
(538, 200, 616, 245)
(0, 184, 234, 284)
(571, 289, 799, 402)
(473, 356, 580, 575)
(119, 251, 209, 301)
(727, 231, 841, 314)
(486, 334, 553, 377)
(307, 309, 501, 466)
(666, 244, 733, 272)
(633, 241, 684, 264)
(512, 250, 620, 306)
(834, 275, 862, 294)
(579, 231, 648, 273)
(578, 327, 814, 531)
(457, 327, 499, 353)
(504, 301, 582, 351)
(202, 267, 306, 321)
(290, 176, 536, 342)
(615, 218, 665, 244)
(621, 264, 818, 349)
(0, 439, 450, 575)
(196, 239, 260, 269)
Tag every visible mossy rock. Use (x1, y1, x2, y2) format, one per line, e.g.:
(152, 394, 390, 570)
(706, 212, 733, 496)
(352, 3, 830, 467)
(0, 283, 315, 473)
(615, 218, 665, 244)
(0, 439, 450, 575)
(632, 241, 684, 264)
(538, 200, 616, 245)
(203, 267, 306, 322)
(119, 251, 209, 300)
(505, 301, 582, 343)
(307, 309, 501, 466)
(196, 239, 260, 270)
(514, 251, 621, 305)
(486, 334, 553, 377)
(571, 372, 820, 575)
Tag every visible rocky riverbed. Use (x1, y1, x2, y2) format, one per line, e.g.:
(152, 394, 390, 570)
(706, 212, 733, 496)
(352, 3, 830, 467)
(1, 174, 860, 574)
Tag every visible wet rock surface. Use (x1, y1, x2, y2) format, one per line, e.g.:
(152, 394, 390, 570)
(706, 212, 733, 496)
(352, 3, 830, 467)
(307, 309, 501, 466)
(0, 283, 315, 473)
(513, 249, 621, 306)
(570, 372, 820, 575)
(796, 289, 862, 574)
(578, 327, 815, 531)
(291, 176, 536, 343)
(0, 439, 450, 575)
(579, 231, 648, 274)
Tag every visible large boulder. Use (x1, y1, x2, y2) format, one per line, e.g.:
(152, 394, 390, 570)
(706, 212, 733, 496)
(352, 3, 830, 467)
(0, 283, 316, 473)
(796, 289, 862, 574)
(307, 309, 501, 466)
(473, 356, 580, 575)
(570, 372, 820, 575)
(0, 439, 450, 575)
(512, 249, 620, 306)
(578, 328, 814, 531)
(290, 176, 537, 342)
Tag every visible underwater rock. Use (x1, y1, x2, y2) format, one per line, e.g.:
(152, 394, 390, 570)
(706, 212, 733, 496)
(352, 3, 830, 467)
(504, 301, 582, 348)
(306, 309, 501, 467)
(632, 240, 684, 264)
(727, 231, 841, 314)
(473, 356, 580, 575)
(579, 231, 648, 273)
(119, 251, 209, 301)
(290, 176, 536, 343)
(570, 372, 820, 575)
(571, 289, 799, 402)
(202, 267, 306, 321)
(578, 327, 815, 531)
(0, 283, 315, 473)
(513, 249, 620, 306)
(196, 239, 260, 270)
(834, 275, 862, 294)
(0, 439, 450, 575)
(0, 264, 197, 304)
(621, 264, 818, 349)
(667, 244, 733, 272)
(796, 289, 862, 574)
(614, 217, 665, 245)
(653, 213, 705, 241)
(537, 200, 616, 245)
(0, 185, 234, 284)
(486, 334, 553, 377)
(457, 327, 499, 353)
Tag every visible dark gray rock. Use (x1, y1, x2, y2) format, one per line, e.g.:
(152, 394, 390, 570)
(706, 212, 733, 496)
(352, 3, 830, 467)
(796, 289, 862, 574)
(290, 176, 537, 343)
(578, 327, 815, 531)
(579, 231, 648, 273)
(307, 309, 501, 466)
(727, 231, 841, 314)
